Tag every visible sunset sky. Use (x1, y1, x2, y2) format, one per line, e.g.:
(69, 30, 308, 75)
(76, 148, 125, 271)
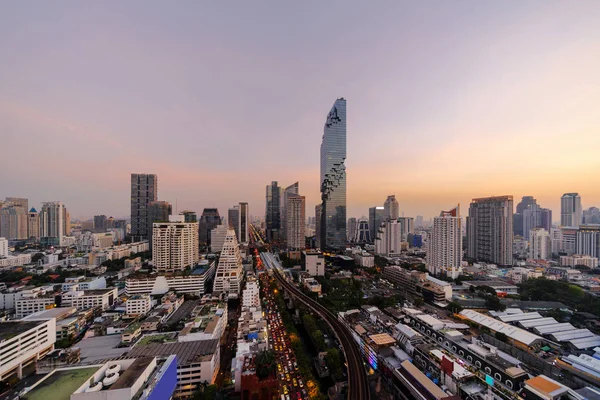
(1, 1, 600, 221)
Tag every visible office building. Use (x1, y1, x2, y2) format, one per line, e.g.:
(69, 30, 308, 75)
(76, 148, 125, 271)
(514, 196, 537, 237)
(369, 206, 385, 244)
(577, 224, 600, 259)
(199, 208, 220, 245)
(27, 208, 39, 240)
(147, 201, 172, 246)
(319, 98, 347, 249)
(384, 195, 400, 220)
(265, 181, 282, 242)
(5, 197, 28, 209)
(126, 294, 152, 316)
(560, 227, 578, 255)
(180, 210, 197, 223)
(126, 262, 216, 296)
(398, 217, 415, 241)
(0, 320, 56, 381)
(375, 220, 402, 256)
(355, 219, 371, 243)
(39, 201, 68, 246)
(228, 205, 240, 241)
(315, 204, 322, 248)
(286, 194, 306, 249)
(93, 215, 107, 232)
(130, 173, 158, 239)
(466, 195, 514, 266)
(61, 288, 118, 310)
(303, 251, 325, 276)
(561, 193, 582, 228)
(238, 202, 249, 244)
(529, 228, 551, 260)
(212, 228, 244, 298)
(152, 216, 199, 273)
(347, 217, 357, 243)
(583, 207, 600, 224)
(427, 205, 462, 276)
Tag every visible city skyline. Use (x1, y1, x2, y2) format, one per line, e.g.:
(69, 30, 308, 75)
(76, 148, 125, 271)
(2, 2, 600, 220)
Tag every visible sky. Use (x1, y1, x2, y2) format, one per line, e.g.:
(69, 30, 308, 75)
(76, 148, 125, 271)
(1, 1, 600, 222)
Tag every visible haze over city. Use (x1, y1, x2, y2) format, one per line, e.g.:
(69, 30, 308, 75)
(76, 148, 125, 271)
(2, 1, 600, 220)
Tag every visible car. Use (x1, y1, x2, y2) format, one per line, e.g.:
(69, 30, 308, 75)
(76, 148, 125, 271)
(283, 386, 289, 395)
(293, 378, 298, 387)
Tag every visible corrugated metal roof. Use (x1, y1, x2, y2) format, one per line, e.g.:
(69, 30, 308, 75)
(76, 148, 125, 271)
(498, 312, 542, 323)
(534, 323, 576, 335)
(459, 309, 542, 346)
(551, 329, 595, 342)
(569, 338, 600, 350)
(519, 317, 559, 328)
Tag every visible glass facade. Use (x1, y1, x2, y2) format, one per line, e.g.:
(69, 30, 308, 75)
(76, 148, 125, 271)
(320, 98, 347, 249)
(265, 181, 281, 242)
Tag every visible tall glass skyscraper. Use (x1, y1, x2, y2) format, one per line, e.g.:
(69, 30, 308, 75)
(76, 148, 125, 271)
(320, 98, 347, 249)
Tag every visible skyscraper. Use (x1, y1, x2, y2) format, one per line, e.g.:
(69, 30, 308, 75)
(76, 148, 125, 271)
(319, 98, 347, 249)
(466, 195, 514, 266)
(513, 196, 552, 238)
(94, 215, 107, 232)
(40, 201, 67, 246)
(238, 202, 249, 244)
(577, 225, 600, 259)
(0, 202, 27, 240)
(152, 215, 199, 273)
(374, 220, 401, 256)
(529, 228, 551, 260)
(427, 205, 462, 276)
(27, 208, 40, 240)
(265, 181, 282, 242)
(397, 217, 415, 241)
(355, 219, 370, 243)
(281, 182, 299, 245)
(147, 201, 172, 245)
(213, 228, 244, 298)
(199, 208, 221, 245)
(369, 206, 385, 244)
(180, 210, 197, 223)
(228, 205, 240, 241)
(384, 195, 400, 221)
(583, 207, 600, 224)
(130, 173, 158, 239)
(286, 194, 306, 249)
(5, 197, 28, 210)
(561, 193, 582, 227)
(347, 218, 357, 243)
(315, 204, 322, 248)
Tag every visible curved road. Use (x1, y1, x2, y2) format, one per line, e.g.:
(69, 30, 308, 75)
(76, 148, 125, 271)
(261, 253, 370, 400)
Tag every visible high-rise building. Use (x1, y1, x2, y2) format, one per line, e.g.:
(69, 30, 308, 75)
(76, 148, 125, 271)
(152, 215, 199, 273)
(375, 220, 402, 256)
(210, 224, 229, 253)
(514, 196, 552, 238)
(130, 173, 158, 239)
(0, 237, 7, 257)
(265, 181, 282, 242)
(319, 98, 347, 249)
(0, 203, 27, 240)
(40, 201, 68, 246)
(529, 228, 551, 260)
(212, 228, 244, 298)
(427, 205, 462, 276)
(238, 203, 249, 244)
(397, 217, 415, 241)
(368, 206, 385, 244)
(514, 196, 537, 236)
(384, 195, 400, 221)
(148, 201, 172, 245)
(93, 215, 107, 232)
(228, 206, 240, 241)
(577, 225, 600, 259)
(27, 208, 40, 240)
(355, 219, 371, 243)
(180, 210, 197, 223)
(415, 216, 424, 228)
(315, 204, 322, 248)
(466, 195, 514, 266)
(5, 198, 28, 210)
(281, 182, 299, 245)
(561, 193, 582, 228)
(286, 194, 306, 249)
(347, 218, 357, 243)
(583, 207, 600, 224)
(199, 208, 221, 245)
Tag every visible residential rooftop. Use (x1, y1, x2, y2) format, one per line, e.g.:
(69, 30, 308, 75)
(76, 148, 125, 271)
(127, 339, 219, 364)
(0, 320, 46, 341)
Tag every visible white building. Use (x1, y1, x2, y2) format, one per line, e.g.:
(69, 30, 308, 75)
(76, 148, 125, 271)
(561, 193, 582, 228)
(560, 254, 598, 268)
(351, 247, 375, 267)
(466, 196, 513, 266)
(577, 225, 600, 259)
(0, 319, 56, 380)
(0, 237, 7, 257)
(210, 224, 229, 253)
(15, 297, 56, 319)
(212, 229, 244, 298)
(529, 228, 551, 260)
(286, 194, 306, 249)
(178, 304, 227, 342)
(238, 202, 249, 244)
(152, 216, 199, 273)
(303, 250, 325, 276)
(375, 220, 402, 256)
(384, 195, 400, 221)
(126, 294, 152, 316)
(61, 276, 106, 292)
(39, 201, 69, 246)
(397, 217, 414, 241)
(61, 288, 117, 310)
(427, 205, 462, 276)
(126, 263, 216, 296)
(0, 253, 31, 269)
(242, 276, 260, 308)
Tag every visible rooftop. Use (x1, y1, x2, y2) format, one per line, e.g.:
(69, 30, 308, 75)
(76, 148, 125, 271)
(127, 339, 219, 364)
(525, 375, 569, 398)
(22, 367, 100, 400)
(111, 357, 154, 389)
(0, 320, 46, 341)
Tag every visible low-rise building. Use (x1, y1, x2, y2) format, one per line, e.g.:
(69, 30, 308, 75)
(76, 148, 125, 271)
(302, 250, 325, 276)
(126, 294, 152, 317)
(560, 254, 598, 269)
(125, 263, 216, 296)
(178, 303, 227, 342)
(61, 288, 118, 311)
(15, 296, 56, 318)
(462, 280, 519, 295)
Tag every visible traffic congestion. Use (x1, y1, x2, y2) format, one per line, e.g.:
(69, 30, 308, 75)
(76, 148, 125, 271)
(260, 274, 309, 400)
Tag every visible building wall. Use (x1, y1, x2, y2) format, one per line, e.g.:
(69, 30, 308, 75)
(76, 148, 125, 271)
(467, 196, 513, 266)
(130, 173, 158, 239)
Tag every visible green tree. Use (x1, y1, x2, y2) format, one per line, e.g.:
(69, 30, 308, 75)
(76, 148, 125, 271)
(446, 301, 464, 314)
(255, 350, 276, 379)
(324, 348, 343, 380)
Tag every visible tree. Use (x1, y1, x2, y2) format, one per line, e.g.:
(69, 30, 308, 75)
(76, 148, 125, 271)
(446, 301, 464, 314)
(31, 253, 45, 263)
(325, 348, 343, 380)
(414, 297, 424, 307)
(484, 295, 506, 312)
(255, 350, 276, 379)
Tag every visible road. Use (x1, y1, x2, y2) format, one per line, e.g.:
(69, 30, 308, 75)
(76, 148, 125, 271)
(261, 252, 371, 400)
